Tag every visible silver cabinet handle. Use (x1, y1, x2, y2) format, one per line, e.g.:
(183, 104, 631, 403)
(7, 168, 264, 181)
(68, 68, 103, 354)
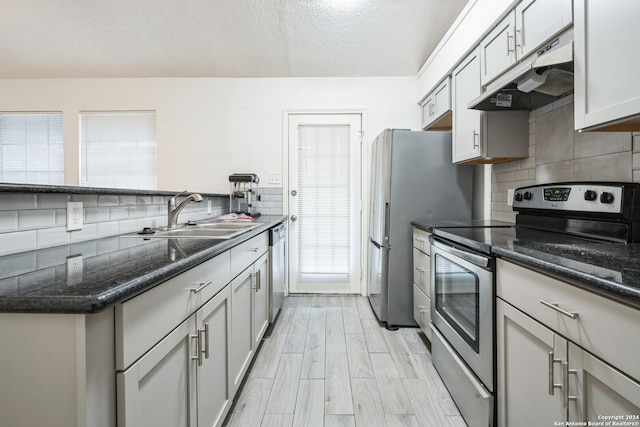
(563, 361, 577, 408)
(251, 272, 257, 290)
(416, 267, 427, 273)
(548, 351, 563, 396)
(515, 29, 522, 50)
(256, 270, 261, 292)
(540, 300, 578, 319)
(203, 323, 210, 360)
(506, 31, 515, 54)
(473, 130, 479, 148)
(250, 247, 259, 252)
(191, 333, 203, 366)
(191, 280, 212, 293)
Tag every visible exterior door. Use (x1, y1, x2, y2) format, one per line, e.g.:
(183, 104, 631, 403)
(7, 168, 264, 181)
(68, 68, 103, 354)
(288, 113, 362, 294)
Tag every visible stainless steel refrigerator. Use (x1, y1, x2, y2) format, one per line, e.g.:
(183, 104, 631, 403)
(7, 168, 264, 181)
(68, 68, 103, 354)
(368, 129, 473, 327)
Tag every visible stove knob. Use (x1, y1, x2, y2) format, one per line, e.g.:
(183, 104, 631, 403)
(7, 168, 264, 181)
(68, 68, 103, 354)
(514, 192, 523, 202)
(600, 192, 615, 204)
(523, 191, 532, 200)
(584, 190, 598, 201)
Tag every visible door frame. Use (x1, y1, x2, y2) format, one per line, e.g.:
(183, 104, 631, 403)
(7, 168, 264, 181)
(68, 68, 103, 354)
(282, 109, 368, 296)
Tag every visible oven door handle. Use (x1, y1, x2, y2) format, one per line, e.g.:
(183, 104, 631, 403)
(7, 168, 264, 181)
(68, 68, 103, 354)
(431, 239, 491, 269)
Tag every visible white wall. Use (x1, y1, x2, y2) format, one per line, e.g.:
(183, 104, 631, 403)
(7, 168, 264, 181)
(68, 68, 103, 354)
(0, 77, 419, 193)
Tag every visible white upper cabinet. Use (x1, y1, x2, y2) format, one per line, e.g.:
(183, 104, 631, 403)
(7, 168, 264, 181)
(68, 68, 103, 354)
(574, 0, 640, 131)
(421, 77, 452, 131)
(452, 49, 482, 162)
(480, 0, 572, 87)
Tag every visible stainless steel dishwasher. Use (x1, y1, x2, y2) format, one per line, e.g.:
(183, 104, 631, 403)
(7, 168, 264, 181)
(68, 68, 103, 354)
(268, 222, 286, 324)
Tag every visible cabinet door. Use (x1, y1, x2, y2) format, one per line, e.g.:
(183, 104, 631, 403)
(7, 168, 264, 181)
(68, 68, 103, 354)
(117, 316, 197, 427)
(433, 77, 451, 122)
(575, 0, 640, 130)
(568, 343, 640, 423)
(420, 95, 434, 130)
(196, 287, 232, 427)
(515, 0, 572, 59)
(253, 253, 270, 349)
(229, 266, 254, 395)
(497, 299, 566, 427)
(452, 48, 482, 163)
(412, 284, 431, 340)
(479, 12, 516, 86)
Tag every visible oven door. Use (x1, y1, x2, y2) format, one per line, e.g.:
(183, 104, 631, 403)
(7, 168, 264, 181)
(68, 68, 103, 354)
(430, 238, 494, 391)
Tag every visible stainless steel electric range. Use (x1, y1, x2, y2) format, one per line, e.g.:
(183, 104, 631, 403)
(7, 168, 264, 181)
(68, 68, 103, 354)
(428, 182, 640, 427)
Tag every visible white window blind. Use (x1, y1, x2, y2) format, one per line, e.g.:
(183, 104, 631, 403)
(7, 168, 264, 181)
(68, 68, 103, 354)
(297, 124, 351, 277)
(80, 111, 157, 189)
(0, 112, 64, 185)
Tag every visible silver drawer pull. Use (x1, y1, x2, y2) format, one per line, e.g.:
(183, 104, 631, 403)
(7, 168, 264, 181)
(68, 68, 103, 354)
(548, 351, 563, 396)
(250, 247, 259, 252)
(563, 361, 578, 408)
(540, 299, 578, 319)
(191, 280, 213, 293)
(415, 305, 428, 313)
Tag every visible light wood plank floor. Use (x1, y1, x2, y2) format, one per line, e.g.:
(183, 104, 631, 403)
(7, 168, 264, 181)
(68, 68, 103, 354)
(223, 296, 466, 427)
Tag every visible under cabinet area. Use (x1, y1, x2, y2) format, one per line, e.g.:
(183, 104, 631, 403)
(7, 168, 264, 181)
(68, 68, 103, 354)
(496, 259, 640, 426)
(412, 227, 431, 340)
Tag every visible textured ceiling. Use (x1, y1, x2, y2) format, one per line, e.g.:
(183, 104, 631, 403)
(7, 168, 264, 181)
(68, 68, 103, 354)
(0, 0, 468, 78)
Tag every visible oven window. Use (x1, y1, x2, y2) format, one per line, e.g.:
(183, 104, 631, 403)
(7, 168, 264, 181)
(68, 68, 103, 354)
(434, 253, 480, 352)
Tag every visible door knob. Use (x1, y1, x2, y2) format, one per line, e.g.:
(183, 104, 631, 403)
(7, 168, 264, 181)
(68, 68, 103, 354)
(290, 215, 297, 222)
(291, 190, 297, 196)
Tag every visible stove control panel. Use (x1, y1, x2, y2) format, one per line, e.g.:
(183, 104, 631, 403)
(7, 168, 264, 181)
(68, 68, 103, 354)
(512, 183, 623, 213)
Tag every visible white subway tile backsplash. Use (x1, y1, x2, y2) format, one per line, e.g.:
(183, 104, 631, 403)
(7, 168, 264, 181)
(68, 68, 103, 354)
(97, 237, 120, 255)
(70, 241, 98, 258)
(0, 230, 37, 256)
(85, 207, 110, 224)
(574, 152, 632, 182)
(37, 193, 69, 209)
(118, 219, 139, 234)
(109, 207, 129, 220)
(36, 227, 70, 249)
(70, 194, 98, 207)
(119, 195, 137, 205)
(55, 209, 67, 227)
(0, 211, 19, 233)
(98, 195, 119, 206)
(69, 223, 98, 244)
(19, 210, 56, 230)
(97, 221, 120, 238)
(0, 194, 37, 211)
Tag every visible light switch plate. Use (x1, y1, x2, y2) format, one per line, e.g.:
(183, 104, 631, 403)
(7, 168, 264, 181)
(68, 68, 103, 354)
(67, 202, 83, 231)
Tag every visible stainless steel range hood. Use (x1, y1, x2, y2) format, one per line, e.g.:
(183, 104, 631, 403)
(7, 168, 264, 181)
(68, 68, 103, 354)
(469, 29, 574, 111)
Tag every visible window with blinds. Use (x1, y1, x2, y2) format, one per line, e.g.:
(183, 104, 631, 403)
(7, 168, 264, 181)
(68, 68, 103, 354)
(0, 112, 64, 185)
(297, 124, 351, 280)
(80, 111, 157, 189)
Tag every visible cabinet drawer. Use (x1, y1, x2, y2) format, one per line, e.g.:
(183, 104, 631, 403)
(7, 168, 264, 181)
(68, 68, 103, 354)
(413, 284, 431, 340)
(412, 248, 430, 297)
(116, 252, 231, 370)
(412, 228, 431, 255)
(497, 259, 640, 381)
(231, 232, 268, 279)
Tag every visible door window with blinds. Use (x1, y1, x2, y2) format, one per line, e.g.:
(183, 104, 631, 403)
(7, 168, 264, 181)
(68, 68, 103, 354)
(288, 114, 362, 294)
(0, 112, 64, 185)
(80, 111, 157, 189)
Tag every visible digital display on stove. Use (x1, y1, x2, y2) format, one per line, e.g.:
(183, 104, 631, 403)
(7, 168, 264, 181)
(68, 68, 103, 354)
(544, 187, 571, 201)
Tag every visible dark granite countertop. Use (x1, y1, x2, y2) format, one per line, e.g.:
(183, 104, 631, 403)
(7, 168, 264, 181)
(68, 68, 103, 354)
(0, 216, 285, 314)
(0, 182, 227, 198)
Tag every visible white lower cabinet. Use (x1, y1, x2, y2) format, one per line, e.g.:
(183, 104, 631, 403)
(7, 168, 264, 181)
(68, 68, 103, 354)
(230, 265, 254, 394)
(117, 316, 198, 427)
(117, 286, 232, 427)
(497, 259, 640, 426)
(253, 252, 269, 349)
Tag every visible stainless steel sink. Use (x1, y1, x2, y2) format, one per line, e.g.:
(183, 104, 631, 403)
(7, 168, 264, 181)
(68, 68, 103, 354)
(125, 222, 259, 239)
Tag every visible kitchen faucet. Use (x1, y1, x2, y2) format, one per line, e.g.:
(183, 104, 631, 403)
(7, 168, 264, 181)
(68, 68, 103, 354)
(167, 191, 204, 228)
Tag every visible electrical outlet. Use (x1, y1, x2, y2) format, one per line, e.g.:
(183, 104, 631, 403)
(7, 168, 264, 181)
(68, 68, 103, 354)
(507, 189, 515, 207)
(269, 172, 281, 185)
(67, 202, 83, 231)
(67, 255, 83, 285)
(207, 200, 212, 214)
